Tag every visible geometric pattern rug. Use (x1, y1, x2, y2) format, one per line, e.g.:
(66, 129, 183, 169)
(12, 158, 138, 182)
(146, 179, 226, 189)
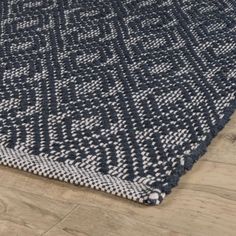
(0, 0, 235, 205)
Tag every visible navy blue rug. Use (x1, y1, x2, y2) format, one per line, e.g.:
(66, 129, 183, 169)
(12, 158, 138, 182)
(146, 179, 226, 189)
(0, 0, 236, 205)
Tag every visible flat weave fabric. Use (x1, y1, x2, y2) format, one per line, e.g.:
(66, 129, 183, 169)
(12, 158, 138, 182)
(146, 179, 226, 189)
(0, 0, 236, 205)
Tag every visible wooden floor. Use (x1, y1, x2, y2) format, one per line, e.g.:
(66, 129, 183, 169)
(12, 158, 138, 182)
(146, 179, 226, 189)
(0, 113, 236, 236)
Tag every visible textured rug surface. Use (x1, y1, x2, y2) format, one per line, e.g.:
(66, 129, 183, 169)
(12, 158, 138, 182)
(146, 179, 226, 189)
(0, 0, 236, 205)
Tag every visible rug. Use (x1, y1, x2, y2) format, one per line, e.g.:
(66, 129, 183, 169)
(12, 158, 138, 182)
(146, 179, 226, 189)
(0, 0, 236, 205)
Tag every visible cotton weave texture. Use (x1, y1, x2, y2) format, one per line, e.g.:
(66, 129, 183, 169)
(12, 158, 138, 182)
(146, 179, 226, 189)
(0, 0, 236, 205)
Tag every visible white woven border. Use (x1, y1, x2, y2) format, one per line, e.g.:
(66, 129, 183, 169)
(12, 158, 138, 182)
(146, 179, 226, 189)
(0, 144, 165, 205)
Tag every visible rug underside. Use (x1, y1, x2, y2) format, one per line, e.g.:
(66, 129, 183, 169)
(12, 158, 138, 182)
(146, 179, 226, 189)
(0, 0, 236, 205)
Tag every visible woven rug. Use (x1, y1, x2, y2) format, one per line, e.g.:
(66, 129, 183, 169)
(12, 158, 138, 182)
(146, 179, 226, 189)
(0, 0, 236, 205)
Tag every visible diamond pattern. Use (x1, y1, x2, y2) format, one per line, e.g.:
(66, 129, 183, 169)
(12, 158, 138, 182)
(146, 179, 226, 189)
(0, 0, 236, 205)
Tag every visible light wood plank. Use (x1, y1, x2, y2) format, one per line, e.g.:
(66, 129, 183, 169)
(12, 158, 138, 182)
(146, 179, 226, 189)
(0, 160, 236, 236)
(42, 161, 236, 236)
(43, 188, 236, 236)
(0, 184, 77, 236)
(44, 204, 187, 236)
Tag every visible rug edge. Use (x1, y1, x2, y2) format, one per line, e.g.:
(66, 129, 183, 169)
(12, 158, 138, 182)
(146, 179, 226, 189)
(0, 143, 165, 205)
(156, 100, 236, 201)
(0, 100, 235, 206)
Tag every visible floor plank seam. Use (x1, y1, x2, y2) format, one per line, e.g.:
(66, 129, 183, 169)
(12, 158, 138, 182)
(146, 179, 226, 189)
(41, 204, 80, 236)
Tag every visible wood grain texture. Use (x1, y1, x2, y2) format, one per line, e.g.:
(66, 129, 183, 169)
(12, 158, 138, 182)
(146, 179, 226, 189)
(0, 112, 236, 236)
